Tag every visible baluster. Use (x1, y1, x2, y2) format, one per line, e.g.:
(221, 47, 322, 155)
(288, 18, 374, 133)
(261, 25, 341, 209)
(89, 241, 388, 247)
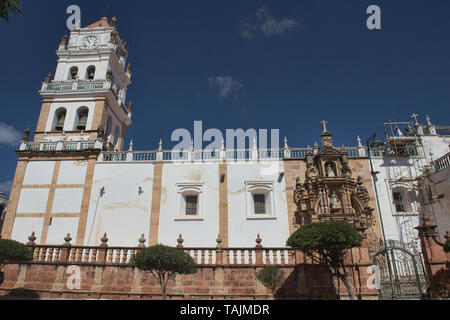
(241, 250, 246, 265)
(115, 249, 121, 264)
(194, 250, 199, 264)
(123, 250, 128, 264)
(107, 249, 113, 264)
(201, 250, 205, 265)
(40, 248, 47, 262)
(92, 249, 97, 263)
(70, 248, 76, 262)
(48, 248, 54, 263)
(33, 247, 40, 261)
(280, 250, 286, 265)
(265, 250, 270, 265)
(249, 250, 253, 265)
(55, 248, 60, 262)
(84, 248, 90, 263)
(208, 250, 213, 265)
(76, 249, 82, 263)
(233, 250, 238, 265)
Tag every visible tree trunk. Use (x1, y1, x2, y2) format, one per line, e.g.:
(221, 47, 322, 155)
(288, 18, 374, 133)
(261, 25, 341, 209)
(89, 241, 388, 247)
(339, 272, 356, 300)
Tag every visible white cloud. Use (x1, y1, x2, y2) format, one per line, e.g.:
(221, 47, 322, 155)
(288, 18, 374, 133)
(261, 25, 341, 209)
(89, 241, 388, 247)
(240, 5, 298, 39)
(208, 76, 244, 99)
(0, 122, 21, 146)
(0, 181, 12, 194)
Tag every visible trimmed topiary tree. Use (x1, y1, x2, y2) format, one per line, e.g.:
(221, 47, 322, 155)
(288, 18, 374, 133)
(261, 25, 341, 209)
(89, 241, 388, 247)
(257, 266, 285, 296)
(287, 221, 363, 300)
(130, 244, 197, 300)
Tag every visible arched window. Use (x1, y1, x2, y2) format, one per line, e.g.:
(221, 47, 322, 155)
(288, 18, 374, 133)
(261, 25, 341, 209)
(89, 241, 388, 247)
(52, 108, 67, 131)
(86, 66, 96, 80)
(75, 107, 89, 131)
(69, 66, 78, 80)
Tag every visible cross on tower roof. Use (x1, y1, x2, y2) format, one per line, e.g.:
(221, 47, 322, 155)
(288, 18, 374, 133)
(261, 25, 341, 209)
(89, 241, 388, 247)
(321, 120, 328, 133)
(411, 113, 419, 125)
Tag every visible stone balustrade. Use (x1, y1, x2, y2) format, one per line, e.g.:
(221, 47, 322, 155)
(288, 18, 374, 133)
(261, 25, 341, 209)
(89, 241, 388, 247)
(100, 147, 369, 163)
(434, 152, 450, 173)
(23, 232, 297, 267)
(41, 79, 111, 92)
(18, 140, 103, 153)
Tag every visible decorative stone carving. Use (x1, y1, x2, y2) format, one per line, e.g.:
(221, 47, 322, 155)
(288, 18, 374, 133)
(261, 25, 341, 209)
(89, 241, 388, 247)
(293, 127, 374, 234)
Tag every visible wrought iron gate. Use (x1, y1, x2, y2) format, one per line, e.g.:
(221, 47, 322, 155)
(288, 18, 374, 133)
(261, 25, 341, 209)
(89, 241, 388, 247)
(373, 240, 428, 299)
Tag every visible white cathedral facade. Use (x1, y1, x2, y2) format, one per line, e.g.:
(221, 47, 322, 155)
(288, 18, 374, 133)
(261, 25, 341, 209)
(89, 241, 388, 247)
(2, 18, 449, 255)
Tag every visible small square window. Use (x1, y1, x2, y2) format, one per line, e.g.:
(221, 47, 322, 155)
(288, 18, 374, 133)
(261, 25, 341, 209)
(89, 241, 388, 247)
(185, 195, 198, 216)
(253, 194, 266, 215)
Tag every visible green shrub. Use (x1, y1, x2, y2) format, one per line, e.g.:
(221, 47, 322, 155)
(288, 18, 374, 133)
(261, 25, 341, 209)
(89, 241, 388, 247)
(0, 239, 33, 271)
(444, 239, 450, 254)
(257, 266, 285, 296)
(130, 245, 197, 299)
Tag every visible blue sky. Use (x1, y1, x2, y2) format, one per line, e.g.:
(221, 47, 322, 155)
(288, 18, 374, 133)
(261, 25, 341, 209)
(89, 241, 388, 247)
(0, 0, 449, 194)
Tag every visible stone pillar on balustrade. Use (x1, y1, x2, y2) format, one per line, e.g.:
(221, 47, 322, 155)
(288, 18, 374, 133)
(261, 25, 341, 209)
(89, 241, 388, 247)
(60, 234, 72, 262)
(416, 215, 449, 298)
(97, 233, 109, 264)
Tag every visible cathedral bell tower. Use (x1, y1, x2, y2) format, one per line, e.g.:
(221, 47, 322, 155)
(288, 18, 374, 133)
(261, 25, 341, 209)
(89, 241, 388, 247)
(1, 17, 134, 243)
(34, 16, 133, 151)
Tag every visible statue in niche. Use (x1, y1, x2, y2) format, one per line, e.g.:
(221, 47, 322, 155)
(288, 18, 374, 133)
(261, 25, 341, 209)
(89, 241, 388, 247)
(326, 163, 336, 177)
(330, 192, 341, 210)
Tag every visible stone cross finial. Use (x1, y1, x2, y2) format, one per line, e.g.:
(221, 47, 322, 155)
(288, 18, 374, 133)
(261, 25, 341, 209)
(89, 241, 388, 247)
(411, 113, 419, 125)
(64, 234, 72, 246)
(158, 139, 163, 151)
(255, 234, 263, 248)
(100, 233, 109, 248)
(138, 234, 146, 248)
(177, 234, 184, 248)
(321, 120, 328, 133)
(27, 231, 37, 246)
(221, 139, 225, 152)
(426, 115, 432, 126)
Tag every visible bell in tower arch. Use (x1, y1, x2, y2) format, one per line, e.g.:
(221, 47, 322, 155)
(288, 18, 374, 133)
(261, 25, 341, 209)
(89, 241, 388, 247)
(54, 109, 67, 131)
(76, 108, 89, 131)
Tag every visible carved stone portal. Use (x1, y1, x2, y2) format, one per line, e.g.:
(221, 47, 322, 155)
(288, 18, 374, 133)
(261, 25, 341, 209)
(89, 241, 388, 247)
(294, 129, 375, 236)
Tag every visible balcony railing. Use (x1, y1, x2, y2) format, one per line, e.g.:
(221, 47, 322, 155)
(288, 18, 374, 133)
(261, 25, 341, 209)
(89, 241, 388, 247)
(43, 80, 109, 92)
(100, 146, 371, 163)
(21, 232, 299, 267)
(19, 140, 102, 153)
(435, 152, 450, 172)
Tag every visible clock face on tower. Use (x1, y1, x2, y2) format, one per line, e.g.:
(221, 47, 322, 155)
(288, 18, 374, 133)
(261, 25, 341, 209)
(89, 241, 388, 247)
(79, 36, 99, 50)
